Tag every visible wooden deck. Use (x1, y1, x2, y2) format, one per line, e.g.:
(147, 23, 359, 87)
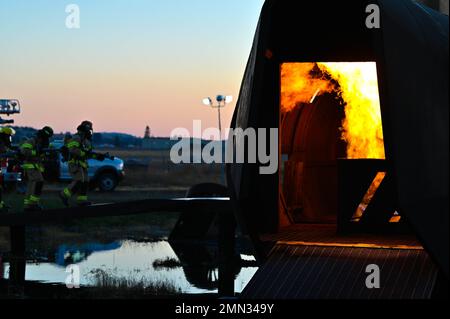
(242, 244, 437, 299)
(240, 224, 437, 299)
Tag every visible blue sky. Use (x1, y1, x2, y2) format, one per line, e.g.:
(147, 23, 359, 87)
(0, 0, 264, 136)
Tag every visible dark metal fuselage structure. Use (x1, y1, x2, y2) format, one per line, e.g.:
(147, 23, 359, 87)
(227, 0, 449, 298)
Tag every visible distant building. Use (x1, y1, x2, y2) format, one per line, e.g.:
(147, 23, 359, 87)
(144, 126, 151, 139)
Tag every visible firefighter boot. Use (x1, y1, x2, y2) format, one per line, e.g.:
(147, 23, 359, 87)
(59, 188, 71, 207)
(24, 196, 43, 212)
(76, 197, 92, 207)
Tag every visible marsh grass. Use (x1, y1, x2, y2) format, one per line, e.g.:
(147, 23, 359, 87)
(87, 268, 183, 298)
(152, 257, 182, 270)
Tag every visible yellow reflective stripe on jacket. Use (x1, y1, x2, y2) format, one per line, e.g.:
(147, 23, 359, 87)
(21, 143, 34, 150)
(22, 163, 44, 171)
(29, 195, 40, 203)
(67, 141, 81, 148)
(22, 164, 36, 170)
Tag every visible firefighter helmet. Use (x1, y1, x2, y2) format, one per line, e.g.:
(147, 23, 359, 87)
(77, 121, 94, 139)
(0, 127, 16, 136)
(0, 127, 16, 147)
(78, 121, 93, 132)
(38, 126, 54, 139)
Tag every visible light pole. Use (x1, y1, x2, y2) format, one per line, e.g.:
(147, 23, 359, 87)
(202, 95, 233, 186)
(202, 95, 233, 139)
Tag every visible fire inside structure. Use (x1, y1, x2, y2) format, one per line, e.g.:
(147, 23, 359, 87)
(279, 62, 395, 226)
(228, 0, 448, 299)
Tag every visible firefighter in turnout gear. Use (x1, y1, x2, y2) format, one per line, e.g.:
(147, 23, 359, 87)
(0, 127, 16, 212)
(60, 121, 105, 207)
(20, 126, 54, 211)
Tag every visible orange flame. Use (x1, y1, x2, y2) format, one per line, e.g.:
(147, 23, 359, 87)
(352, 172, 386, 221)
(281, 62, 333, 113)
(281, 62, 385, 160)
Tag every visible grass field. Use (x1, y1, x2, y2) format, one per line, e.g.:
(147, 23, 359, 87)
(101, 148, 225, 188)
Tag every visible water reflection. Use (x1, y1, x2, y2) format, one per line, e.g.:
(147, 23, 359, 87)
(171, 242, 243, 291)
(55, 242, 122, 266)
(1, 240, 257, 295)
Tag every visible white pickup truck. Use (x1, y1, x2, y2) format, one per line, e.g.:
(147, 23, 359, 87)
(3, 141, 125, 192)
(47, 141, 125, 191)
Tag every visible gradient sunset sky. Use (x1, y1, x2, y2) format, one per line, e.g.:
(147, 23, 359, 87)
(0, 0, 264, 138)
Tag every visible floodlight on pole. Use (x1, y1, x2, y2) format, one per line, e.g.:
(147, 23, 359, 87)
(0, 99, 21, 125)
(202, 94, 233, 138)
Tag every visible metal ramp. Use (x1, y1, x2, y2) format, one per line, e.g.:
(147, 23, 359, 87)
(241, 243, 438, 299)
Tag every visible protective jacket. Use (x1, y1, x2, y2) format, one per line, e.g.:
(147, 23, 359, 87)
(20, 137, 45, 172)
(66, 134, 93, 169)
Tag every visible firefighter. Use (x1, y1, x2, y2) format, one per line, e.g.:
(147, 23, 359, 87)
(60, 121, 105, 207)
(0, 127, 16, 212)
(20, 126, 54, 211)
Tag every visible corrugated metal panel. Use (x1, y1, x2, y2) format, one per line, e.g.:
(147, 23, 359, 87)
(242, 245, 437, 299)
